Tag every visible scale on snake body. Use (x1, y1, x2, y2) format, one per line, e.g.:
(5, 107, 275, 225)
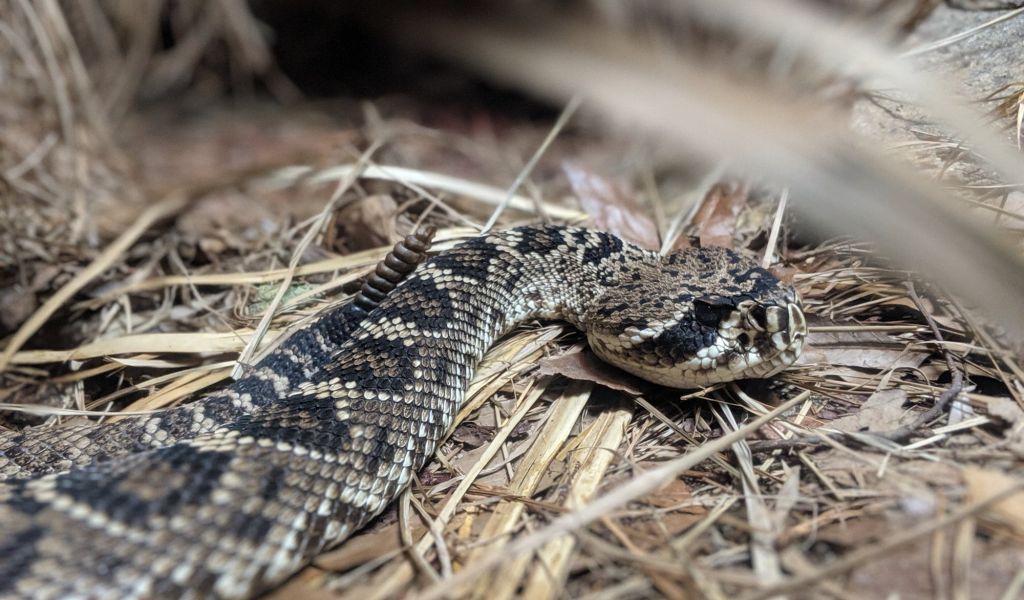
(0, 225, 805, 599)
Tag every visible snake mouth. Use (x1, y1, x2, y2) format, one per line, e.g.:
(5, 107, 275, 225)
(745, 301, 806, 378)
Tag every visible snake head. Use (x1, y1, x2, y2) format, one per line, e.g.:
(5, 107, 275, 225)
(584, 246, 806, 389)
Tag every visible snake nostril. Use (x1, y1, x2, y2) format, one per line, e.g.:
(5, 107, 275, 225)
(737, 332, 751, 346)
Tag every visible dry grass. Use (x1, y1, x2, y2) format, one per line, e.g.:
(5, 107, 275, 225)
(2, 1, 1024, 599)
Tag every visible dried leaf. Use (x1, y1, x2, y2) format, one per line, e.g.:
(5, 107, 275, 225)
(178, 191, 280, 254)
(0, 286, 37, 332)
(816, 516, 891, 547)
(563, 161, 660, 249)
(332, 194, 399, 252)
(537, 349, 645, 396)
(452, 422, 496, 448)
(630, 474, 705, 544)
(962, 466, 1024, 537)
(984, 397, 1024, 426)
(767, 265, 798, 285)
(829, 389, 912, 433)
(312, 521, 418, 572)
(263, 567, 336, 600)
(797, 346, 930, 371)
(641, 477, 693, 509)
(691, 181, 748, 249)
(797, 327, 929, 371)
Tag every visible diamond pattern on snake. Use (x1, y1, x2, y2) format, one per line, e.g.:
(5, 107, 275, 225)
(0, 225, 806, 599)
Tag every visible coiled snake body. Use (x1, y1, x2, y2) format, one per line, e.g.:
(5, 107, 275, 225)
(0, 225, 806, 599)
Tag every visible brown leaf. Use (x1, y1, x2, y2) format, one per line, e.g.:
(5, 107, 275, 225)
(816, 516, 891, 547)
(767, 264, 798, 285)
(962, 466, 1024, 537)
(312, 520, 420, 572)
(829, 389, 913, 433)
(451, 422, 495, 448)
(0, 286, 37, 332)
(563, 161, 660, 249)
(797, 326, 930, 371)
(797, 346, 930, 371)
(178, 191, 279, 253)
(691, 180, 749, 249)
(630, 474, 705, 544)
(537, 349, 646, 396)
(659, 508, 706, 537)
(983, 396, 1024, 426)
(332, 194, 399, 252)
(641, 477, 693, 509)
(262, 567, 335, 600)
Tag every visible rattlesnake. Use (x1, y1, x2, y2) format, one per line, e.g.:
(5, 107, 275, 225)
(0, 225, 805, 599)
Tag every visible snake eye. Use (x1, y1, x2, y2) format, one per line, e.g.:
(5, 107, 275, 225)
(694, 296, 733, 327)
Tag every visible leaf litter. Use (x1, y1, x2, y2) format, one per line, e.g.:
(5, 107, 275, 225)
(2, 3, 1024, 600)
